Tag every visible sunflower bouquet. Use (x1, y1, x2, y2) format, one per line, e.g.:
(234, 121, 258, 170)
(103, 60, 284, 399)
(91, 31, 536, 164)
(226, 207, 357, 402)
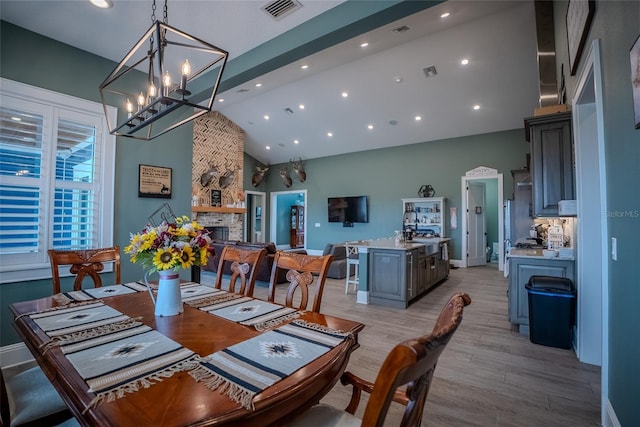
(125, 215, 212, 272)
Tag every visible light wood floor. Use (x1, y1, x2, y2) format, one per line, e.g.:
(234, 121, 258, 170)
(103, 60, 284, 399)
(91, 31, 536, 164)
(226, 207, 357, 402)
(253, 265, 601, 426)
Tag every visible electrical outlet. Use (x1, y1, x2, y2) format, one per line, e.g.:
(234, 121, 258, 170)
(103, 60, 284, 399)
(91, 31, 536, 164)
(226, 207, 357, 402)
(315, 223, 321, 228)
(611, 237, 617, 261)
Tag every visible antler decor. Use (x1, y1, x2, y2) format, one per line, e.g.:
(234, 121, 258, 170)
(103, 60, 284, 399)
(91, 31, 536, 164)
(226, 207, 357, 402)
(290, 157, 306, 183)
(252, 165, 270, 187)
(279, 165, 292, 188)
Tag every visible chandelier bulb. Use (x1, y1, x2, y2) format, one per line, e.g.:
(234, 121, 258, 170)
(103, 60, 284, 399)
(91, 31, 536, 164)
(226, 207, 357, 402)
(180, 60, 191, 91)
(137, 92, 145, 109)
(148, 82, 157, 99)
(162, 71, 172, 96)
(181, 60, 191, 77)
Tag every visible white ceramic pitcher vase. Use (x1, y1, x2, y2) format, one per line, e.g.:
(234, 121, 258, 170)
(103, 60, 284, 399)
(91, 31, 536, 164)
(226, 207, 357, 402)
(145, 269, 183, 316)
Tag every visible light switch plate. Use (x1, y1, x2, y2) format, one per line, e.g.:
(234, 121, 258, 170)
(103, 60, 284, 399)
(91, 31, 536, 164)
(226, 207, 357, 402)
(611, 237, 617, 261)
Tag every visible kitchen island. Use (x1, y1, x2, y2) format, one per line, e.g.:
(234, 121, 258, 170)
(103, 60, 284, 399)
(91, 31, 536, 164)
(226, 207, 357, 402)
(353, 238, 450, 308)
(507, 248, 575, 335)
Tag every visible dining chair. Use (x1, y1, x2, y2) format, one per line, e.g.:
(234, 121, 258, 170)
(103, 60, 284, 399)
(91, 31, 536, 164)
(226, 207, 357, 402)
(344, 242, 360, 294)
(213, 246, 267, 297)
(267, 251, 333, 313)
(288, 292, 471, 427)
(1, 363, 72, 426)
(48, 246, 121, 294)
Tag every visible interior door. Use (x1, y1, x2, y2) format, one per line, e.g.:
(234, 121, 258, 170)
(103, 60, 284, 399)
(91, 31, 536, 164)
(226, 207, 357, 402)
(467, 181, 486, 267)
(245, 192, 264, 243)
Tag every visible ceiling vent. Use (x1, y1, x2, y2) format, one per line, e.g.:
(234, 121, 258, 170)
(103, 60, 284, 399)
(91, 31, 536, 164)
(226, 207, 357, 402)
(262, 0, 303, 20)
(391, 25, 411, 33)
(423, 66, 437, 78)
(236, 88, 249, 93)
(283, 107, 294, 115)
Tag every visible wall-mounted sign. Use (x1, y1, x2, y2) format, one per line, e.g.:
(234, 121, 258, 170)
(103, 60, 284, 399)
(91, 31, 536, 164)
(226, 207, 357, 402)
(138, 164, 172, 199)
(210, 189, 222, 207)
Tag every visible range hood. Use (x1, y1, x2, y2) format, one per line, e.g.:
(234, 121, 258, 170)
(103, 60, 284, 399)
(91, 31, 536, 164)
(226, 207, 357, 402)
(534, 1, 559, 108)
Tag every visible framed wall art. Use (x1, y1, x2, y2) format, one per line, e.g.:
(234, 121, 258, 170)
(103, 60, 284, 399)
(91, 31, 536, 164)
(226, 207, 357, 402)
(138, 164, 172, 199)
(631, 34, 640, 129)
(210, 189, 222, 207)
(566, 0, 595, 76)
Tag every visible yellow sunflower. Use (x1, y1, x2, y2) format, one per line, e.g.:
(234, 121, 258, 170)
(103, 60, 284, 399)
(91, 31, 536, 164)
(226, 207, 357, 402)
(178, 246, 196, 269)
(154, 247, 176, 270)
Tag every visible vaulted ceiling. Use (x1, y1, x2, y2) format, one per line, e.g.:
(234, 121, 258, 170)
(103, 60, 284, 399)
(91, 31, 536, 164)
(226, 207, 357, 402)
(1, 0, 541, 165)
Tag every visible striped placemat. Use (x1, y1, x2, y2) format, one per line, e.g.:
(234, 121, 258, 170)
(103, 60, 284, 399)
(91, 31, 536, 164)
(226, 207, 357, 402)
(206, 298, 301, 331)
(25, 301, 199, 409)
(180, 284, 227, 303)
(190, 320, 350, 410)
(54, 282, 148, 304)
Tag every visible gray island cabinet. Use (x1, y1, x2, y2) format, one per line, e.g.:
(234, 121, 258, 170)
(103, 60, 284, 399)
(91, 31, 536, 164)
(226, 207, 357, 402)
(507, 249, 575, 335)
(356, 238, 450, 309)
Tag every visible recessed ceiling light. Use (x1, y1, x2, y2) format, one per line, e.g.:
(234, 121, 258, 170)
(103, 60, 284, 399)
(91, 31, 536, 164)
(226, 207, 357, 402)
(473, 104, 481, 110)
(461, 58, 469, 65)
(327, 132, 333, 137)
(266, 146, 271, 150)
(367, 124, 374, 130)
(299, 104, 305, 110)
(218, 98, 224, 103)
(394, 76, 403, 83)
(294, 139, 299, 144)
(300, 64, 309, 70)
(341, 92, 348, 98)
(264, 115, 270, 120)
(360, 42, 369, 48)
(255, 83, 262, 87)
(440, 12, 450, 18)
(90, 0, 113, 8)
(415, 115, 422, 121)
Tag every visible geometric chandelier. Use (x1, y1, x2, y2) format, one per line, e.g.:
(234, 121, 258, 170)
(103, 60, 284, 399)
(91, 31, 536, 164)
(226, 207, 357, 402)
(99, 0, 228, 140)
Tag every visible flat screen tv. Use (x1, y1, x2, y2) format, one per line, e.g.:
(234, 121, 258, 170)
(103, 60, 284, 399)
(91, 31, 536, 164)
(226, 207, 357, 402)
(328, 196, 368, 224)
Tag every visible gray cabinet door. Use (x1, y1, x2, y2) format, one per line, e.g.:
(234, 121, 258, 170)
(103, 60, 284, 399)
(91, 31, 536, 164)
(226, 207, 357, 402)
(508, 258, 575, 326)
(526, 112, 574, 217)
(369, 249, 407, 305)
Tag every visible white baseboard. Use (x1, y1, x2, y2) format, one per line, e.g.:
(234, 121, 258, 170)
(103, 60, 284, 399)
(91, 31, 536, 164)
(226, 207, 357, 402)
(0, 343, 33, 368)
(604, 398, 621, 427)
(450, 259, 462, 268)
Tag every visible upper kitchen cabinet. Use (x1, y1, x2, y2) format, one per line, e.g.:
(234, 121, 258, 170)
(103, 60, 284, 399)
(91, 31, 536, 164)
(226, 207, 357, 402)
(525, 112, 574, 217)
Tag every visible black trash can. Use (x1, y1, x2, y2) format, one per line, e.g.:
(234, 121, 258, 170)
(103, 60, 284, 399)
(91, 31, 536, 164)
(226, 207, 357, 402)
(525, 276, 576, 349)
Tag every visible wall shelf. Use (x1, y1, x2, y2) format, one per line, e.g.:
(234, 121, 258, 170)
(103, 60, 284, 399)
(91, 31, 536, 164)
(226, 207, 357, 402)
(192, 206, 246, 214)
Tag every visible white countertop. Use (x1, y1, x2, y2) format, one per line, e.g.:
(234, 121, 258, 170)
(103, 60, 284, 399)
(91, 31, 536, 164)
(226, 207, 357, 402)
(352, 238, 451, 251)
(507, 248, 575, 261)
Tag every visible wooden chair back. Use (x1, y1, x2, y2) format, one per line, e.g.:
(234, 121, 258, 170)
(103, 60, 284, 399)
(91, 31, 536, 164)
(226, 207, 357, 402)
(356, 292, 471, 427)
(48, 246, 121, 294)
(267, 251, 333, 313)
(213, 246, 267, 296)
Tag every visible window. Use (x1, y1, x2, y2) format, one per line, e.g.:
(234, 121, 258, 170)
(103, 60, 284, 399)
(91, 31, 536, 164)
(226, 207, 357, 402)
(0, 79, 116, 283)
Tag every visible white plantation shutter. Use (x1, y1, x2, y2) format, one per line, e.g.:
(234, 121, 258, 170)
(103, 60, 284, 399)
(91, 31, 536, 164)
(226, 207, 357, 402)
(0, 105, 46, 255)
(0, 79, 116, 282)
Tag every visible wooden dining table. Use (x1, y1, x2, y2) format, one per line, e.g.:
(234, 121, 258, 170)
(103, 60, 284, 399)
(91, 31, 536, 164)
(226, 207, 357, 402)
(10, 285, 365, 426)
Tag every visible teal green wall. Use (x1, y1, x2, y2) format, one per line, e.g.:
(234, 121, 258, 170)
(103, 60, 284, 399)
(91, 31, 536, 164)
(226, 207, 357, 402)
(263, 130, 528, 260)
(552, 2, 640, 424)
(0, 22, 193, 345)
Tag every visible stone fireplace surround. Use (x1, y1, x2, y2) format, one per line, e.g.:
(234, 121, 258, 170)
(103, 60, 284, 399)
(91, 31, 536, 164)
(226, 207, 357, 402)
(191, 112, 245, 240)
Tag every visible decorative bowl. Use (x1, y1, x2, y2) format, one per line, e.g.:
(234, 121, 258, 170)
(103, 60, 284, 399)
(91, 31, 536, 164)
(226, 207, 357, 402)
(542, 249, 559, 258)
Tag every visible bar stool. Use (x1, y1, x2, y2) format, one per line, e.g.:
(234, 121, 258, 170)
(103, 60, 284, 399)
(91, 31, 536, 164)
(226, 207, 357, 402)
(345, 242, 359, 294)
